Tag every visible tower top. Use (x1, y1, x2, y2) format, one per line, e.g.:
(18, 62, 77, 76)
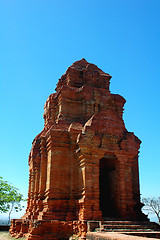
(56, 59, 112, 91)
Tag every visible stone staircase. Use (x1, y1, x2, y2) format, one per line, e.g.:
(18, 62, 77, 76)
(87, 220, 160, 238)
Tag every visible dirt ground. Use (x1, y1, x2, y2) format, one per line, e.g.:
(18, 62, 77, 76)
(0, 232, 25, 240)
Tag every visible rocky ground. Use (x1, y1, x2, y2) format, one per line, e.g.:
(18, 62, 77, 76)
(0, 232, 25, 240)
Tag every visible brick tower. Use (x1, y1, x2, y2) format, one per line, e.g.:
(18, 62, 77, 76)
(10, 59, 146, 239)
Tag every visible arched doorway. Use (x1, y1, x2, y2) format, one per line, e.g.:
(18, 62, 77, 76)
(99, 156, 118, 218)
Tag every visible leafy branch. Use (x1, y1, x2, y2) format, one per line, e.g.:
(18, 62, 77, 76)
(0, 176, 26, 224)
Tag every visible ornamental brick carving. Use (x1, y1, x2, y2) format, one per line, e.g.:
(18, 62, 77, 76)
(10, 59, 146, 239)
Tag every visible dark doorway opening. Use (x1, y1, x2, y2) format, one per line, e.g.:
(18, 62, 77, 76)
(99, 157, 118, 218)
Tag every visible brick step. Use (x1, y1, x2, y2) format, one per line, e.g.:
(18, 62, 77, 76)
(96, 228, 157, 232)
(100, 224, 160, 230)
(100, 221, 151, 225)
(87, 220, 160, 233)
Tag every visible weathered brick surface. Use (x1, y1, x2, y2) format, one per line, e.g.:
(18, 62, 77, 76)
(10, 59, 146, 239)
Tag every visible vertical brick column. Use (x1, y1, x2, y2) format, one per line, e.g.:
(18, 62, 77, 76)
(28, 168, 35, 219)
(131, 154, 144, 219)
(131, 154, 141, 203)
(45, 135, 54, 195)
(40, 135, 54, 218)
(92, 161, 102, 220)
(79, 154, 102, 221)
(125, 155, 138, 219)
(84, 162, 94, 220)
(124, 155, 137, 219)
(38, 138, 47, 212)
(34, 160, 40, 198)
(116, 154, 127, 218)
(32, 155, 40, 218)
(91, 153, 104, 220)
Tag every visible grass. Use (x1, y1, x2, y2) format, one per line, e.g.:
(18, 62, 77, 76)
(0, 231, 26, 240)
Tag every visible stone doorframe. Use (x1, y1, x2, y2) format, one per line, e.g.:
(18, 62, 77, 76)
(77, 148, 137, 221)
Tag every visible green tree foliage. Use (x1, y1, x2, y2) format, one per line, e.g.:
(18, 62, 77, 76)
(0, 176, 25, 223)
(142, 197, 160, 224)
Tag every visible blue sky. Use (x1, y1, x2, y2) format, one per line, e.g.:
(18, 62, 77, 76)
(0, 0, 160, 218)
